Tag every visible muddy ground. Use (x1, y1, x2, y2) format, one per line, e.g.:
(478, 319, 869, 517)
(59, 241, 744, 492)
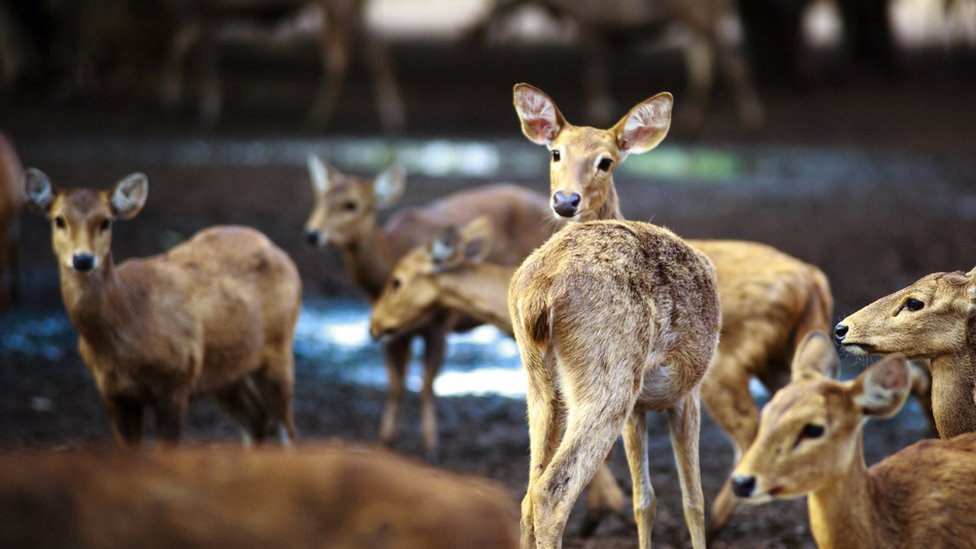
(1, 39, 974, 547)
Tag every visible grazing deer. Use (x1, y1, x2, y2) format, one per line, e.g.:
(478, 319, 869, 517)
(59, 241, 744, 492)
(510, 217, 720, 548)
(368, 216, 629, 534)
(162, 0, 404, 130)
(24, 168, 300, 444)
(469, 0, 763, 130)
(513, 82, 842, 536)
(304, 157, 553, 460)
(0, 443, 519, 548)
(0, 133, 22, 308)
(732, 331, 976, 548)
(835, 267, 976, 439)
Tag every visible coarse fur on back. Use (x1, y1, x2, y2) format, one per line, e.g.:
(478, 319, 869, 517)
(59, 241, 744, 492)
(25, 168, 301, 444)
(509, 219, 720, 548)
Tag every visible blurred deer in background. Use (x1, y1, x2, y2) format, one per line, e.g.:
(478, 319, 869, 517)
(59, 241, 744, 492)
(304, 157, 553, 461)
(733, 331, 976, 549)
(24, 168, 301, 444)
(0, 133, 22, 309)
(836, 266, 976, 439)
(161, 0, 404, 130)
(510, 217, 721, 548)
(0, 443, 519, 548)
(368, 216, 630, 534)
(470, 0, 763, 131)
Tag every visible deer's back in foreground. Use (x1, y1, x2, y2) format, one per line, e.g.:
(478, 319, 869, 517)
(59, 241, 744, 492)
(0, 443, 519, 549)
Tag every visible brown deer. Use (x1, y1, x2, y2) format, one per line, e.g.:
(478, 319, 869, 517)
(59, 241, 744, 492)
(0, 132, 22, 308)
(0, 442, 519, 548)
(835, 267, 976, 439)
(304, 157, 553, 460)
(513, 82, 841, 536)
(510, 216, 720, 548)
(24, 168, 300, 444)
(161, 0, 404, 130)
(469, 0, 763, 131)
(368, 216, 629, 534)
(732, 331, 976, 548)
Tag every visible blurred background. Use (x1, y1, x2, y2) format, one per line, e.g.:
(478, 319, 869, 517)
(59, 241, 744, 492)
(0, 1, 974, 547)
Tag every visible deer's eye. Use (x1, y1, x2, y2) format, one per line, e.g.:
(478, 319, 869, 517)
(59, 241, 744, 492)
(597, 158, 613, 172)
(342, 201, 358, 212)
(391, 278, 401, 291)
(551, 150, 560, 162)
(795, 423, 825, 447)
(99, 219, 111, 232)
(904, 298, 924, 312)
(54, 216, 66, 230)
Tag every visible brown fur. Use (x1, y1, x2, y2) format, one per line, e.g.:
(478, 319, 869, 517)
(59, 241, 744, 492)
(510, 220, 721, 548)
(838, 267, 976, 438)
(26, 169, 300, 444)
(514, 82, 838, 536)
(735, 332, 976, 549)
(0, 443, 519, 549)
(306, 159, 554, 460)
(0, 132, 22, 308)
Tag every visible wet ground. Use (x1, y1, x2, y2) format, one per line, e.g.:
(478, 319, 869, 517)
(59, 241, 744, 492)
(1, 38, 975, 547)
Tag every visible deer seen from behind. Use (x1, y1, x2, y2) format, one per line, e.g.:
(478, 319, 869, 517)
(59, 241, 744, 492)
(732, 331, 976, 549)
(304, 157, 553, 460)
(24, 168, 300, 444)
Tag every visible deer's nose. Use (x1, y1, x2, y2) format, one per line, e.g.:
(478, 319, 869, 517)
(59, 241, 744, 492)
(72, 253, 95, 272)
(731, 475, 756, 498)
(306, 230, 321, 247)
(834, 323, 849, 341)
(552, 191, 581, 218)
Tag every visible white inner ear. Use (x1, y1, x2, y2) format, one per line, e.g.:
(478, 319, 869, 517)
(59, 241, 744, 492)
(111, 173, 147, 215)
(26, 172, 52, 209)
(307, 155, 330, 193)
(373, 166, 404, 207)
(624, 99, 669, 136)
(516, 89, 560, 143)
(430, 236, 455, 263)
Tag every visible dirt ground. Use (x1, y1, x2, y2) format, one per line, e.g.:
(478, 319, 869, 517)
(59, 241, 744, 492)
(0, 38, 973, 547)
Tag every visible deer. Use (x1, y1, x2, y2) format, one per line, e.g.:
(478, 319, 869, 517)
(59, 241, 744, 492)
(732, 330, 976, 548)
(304, 157, 554, 461)
(467, 0, 763, 131)
(24, 168, 301, 445)
(835, 266, 976, 439)
(0, 132, 22, 309)
(0, 442, 519, 548)
(368, 216, 630, 535)
(161, 0, 404, 131)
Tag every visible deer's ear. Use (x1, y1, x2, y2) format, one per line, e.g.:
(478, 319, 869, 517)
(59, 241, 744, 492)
(514, 83, 566, 146)
(24, 168, 56, 214)
(965, 267, 976, 306)
(459, 216, 494, 264)
(791, 331, 841, 382)
(307, 155, 333, 193)
(429, 224, 462, 272)
(373, 165, 405, 209)
(851, 354, 911, 419)
(612, 92, 673, 155)
(109, 172, 149, 220)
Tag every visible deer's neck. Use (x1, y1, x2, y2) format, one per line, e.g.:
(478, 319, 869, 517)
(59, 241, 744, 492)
(437, 263, 517, 336)
(930, 325, 976, 438)
(596, 180, 623, 221)
(808, 438, 882, 548)
(338, 220, 397, 301)
(59, 255, 140, 346)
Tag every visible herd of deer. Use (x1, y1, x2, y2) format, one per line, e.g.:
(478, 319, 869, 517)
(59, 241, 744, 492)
(2, 79, 976, 548)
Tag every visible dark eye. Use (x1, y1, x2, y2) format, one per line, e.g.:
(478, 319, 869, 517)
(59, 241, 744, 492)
(391, 278, 401, 290)
(799, 423, 825, 441)
(54, 216, 66, 229)
(551, 149, 560, 162)
(905, 298, 924, 312)
(99, 219, 110, 232)
(597, 158, 613, 172)
(343, 201, 358, 211)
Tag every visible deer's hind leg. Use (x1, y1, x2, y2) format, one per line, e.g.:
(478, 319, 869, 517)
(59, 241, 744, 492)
(668, 387, 707, 549)
(215, 377, 272, 445)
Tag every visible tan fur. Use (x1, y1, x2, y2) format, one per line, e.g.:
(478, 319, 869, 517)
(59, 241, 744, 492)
(0, 132, 22, 308)
(734, 332, 976, 549)
(514, 83, 837, 536)
(25, 169, 300, 444)
(0, 443, 519, 548)
(472, 0, 763, 130)
(306, 160, 553, 460)
(838, 267, 976, 438)
(510, 220, 721, 548)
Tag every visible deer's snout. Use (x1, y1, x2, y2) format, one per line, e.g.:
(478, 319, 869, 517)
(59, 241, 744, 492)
(731, 475, 756, 498)
(72, 253, 96, 273)
(552, 191, 581, 218)
(834, 323, 848, 341)
(306, 229, 323, 247)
